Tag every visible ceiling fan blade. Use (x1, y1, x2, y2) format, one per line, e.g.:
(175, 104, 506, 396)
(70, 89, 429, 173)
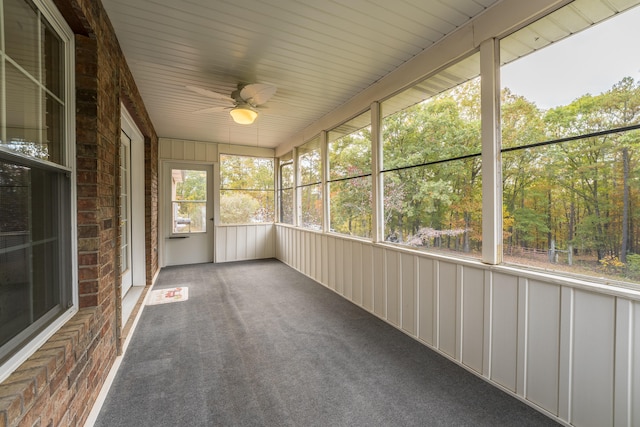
(194, 106, 230, 113)
(186, 85, 235, 104)
(240, 83, 277, 105)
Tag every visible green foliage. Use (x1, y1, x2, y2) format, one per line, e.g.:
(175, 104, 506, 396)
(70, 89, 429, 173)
(381, 77, 482, 252)
(626, 254, 640, 278)
(220, 155, 275, 224)
(220, 192, 259, 224)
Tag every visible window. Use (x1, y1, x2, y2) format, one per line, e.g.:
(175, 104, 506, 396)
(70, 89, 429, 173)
(278, 152, 294, 224)
(1, 0, 74, 366)
(328, 112, 372, 238)
(220, 154, 274, 224)
(501, 4, 640, 285)
(297, 137, 322, 230)
(381, 54, 482, 257)
(170, 169, 207, 233)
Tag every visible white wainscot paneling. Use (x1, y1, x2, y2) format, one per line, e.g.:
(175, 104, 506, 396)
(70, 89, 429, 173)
(236, 226, 247, 259)
(461, 266, 484, 374)
(321, 235, 329, 285)
(418, 257, 436, 346)
(246, 226, 257, 259)
(373, 247, 386, 318)
(328, 238, 336, 290)
(304, 232, 311, 276)
(225, 227, 238, 261)
(217, 224, 274, 263)
(386, 250, 400, 327)
(343, 240, 353, 300)
(571, 289, 615, 427)
(335, 239, 344, 295)
(314, 235, 322, 283)
(525, 280, 560, 415)
(490, 272, 518, 392)
(362, 245, 374, 312)
(352, 242, 363, 306)
(255, 225, 264, 259)
(401, 253, 416, 336)
(272, 227, 640, 427)
(308, 233, 316, 280)
(438, 261, 457, 359)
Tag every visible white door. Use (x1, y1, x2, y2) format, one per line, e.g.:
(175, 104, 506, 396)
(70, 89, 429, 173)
(164, 162, 214, 265)
(120, 131, 133, 294)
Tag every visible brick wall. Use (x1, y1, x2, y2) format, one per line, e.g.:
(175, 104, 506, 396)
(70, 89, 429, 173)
(0, 0, 159, 425)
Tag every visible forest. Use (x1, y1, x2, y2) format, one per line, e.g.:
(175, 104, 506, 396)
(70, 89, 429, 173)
(209, 76, 640, 283)
(327, 76, 640, 283)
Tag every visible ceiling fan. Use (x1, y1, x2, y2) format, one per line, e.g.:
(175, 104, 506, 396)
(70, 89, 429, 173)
(187, 83, 277, 124)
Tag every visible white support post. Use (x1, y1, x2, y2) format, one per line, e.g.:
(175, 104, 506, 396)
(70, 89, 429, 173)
(371, 101, 383, 243)
(480, 38, 502, 265)
(321, 130, 330, 233)
(293, 146, 301, 227)
(274, 157, 281, 223)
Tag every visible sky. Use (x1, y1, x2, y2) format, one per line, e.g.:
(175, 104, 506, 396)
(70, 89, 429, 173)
(501, 5, 640, 110)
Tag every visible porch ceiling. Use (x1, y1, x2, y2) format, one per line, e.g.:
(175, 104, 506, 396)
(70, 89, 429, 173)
(100, 0, 499, 148)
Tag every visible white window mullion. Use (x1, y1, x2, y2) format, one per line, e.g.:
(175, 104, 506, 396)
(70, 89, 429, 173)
(293, 146, 300, 227)
(37, 10, 43, 147)
(0, 0, 5, 146)
(320, 130, 329, 233)
(371, 101, 383, 243)
(480, 38, 502, 265)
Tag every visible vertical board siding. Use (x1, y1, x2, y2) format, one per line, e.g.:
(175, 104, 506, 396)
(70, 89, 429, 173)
(461, 267, 484, 374)
(335, 239, 344, 295)
(328, 238, 336, 290)
(321, 235, 329, 285)
(273, 225, 640, 427)
(373, 247, 386, 318)
(362, 245, 374, 311)
(236, 226, 247, 260)
(247, 226, 257, 259)
(526, 280, 560, 415)
(571, 290, 615, 427)
(352, 243, 363, 306)
(159, 138, 219, 162)
(343, 240, 353, 300)
(418, 257, 435, 345)
(438, 262, 457, 359)
(305, 233, 312, 277)
(386, 250, 400, 327)
(490, 272, 519, 392)
(401, 253, 416, 335)
(215, 224, 275, 263)
(315, 236, 322, 283)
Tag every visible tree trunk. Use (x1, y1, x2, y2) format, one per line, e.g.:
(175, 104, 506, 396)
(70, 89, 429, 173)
(463, 211, 471, 253)
(621, 147, 630, 263)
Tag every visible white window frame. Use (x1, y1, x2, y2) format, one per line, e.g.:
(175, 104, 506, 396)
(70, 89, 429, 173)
(0, 0, 77, 383)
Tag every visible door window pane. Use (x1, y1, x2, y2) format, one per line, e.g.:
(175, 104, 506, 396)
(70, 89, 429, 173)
(171, 169, 207, 233)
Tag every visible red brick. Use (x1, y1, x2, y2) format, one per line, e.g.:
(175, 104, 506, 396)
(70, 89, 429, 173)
(0, 395, 22, 427)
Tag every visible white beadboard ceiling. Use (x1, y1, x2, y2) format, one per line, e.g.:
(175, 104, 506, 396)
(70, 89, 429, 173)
(101, 0, 499, 148)
(101, 0, 639, 149)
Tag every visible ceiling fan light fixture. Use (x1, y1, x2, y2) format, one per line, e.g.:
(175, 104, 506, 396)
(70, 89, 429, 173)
(229, 106, 258, 124)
